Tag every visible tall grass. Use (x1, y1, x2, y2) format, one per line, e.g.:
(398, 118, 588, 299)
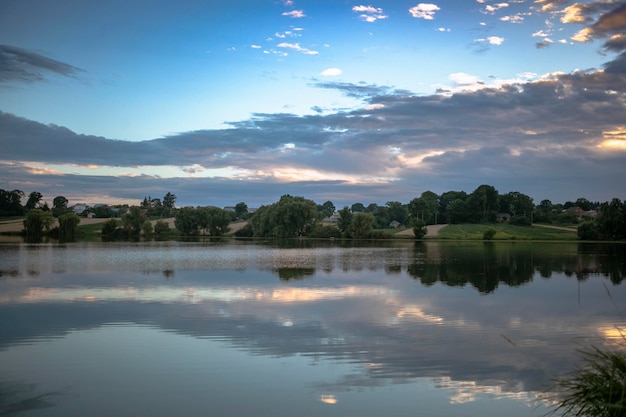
(549, 282, 625, 416)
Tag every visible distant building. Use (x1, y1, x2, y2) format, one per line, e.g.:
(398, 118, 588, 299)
(496, 213, 511, 223)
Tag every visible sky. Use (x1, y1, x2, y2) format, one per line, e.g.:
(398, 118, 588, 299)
(1, 0, 625, 208)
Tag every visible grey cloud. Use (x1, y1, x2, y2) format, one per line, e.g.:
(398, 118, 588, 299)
(2, 53, 626, 206)
(0, 44, 83, 83)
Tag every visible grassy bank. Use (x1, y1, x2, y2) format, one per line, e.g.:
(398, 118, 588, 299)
(436, 223, 578, 241)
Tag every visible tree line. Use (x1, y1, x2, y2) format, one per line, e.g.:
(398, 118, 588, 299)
(2, 184, 625, 240)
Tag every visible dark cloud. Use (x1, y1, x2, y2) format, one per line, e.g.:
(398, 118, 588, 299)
(0, 44, 83, 83)
(2, 53, 626, 206)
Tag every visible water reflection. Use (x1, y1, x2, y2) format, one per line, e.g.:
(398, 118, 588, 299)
(0, 241, 624, 417)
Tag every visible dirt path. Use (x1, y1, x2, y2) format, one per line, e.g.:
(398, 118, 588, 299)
(394, 224, 447, 238)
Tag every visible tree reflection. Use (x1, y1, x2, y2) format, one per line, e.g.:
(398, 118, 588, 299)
(0, 381, 59, 415)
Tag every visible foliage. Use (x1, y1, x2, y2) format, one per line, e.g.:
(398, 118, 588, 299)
(0, 189, 25, 216)
(234, 202, 248, 220)
(596, 199, 626, 240)
(25, 191, 43, 211)
(52, 196, 69, 217)
(409, 191, 439, 225)
(509, 214, 531, 226)
(483, 228, 496, 240)
(386, 201, 408, 225)
(23, 209, 54, 240)
(578, 221, 600, 240)
(153, 220, 170, 236)
(58, 212, 80, 241)
(123, 207, 145, 237)
(467, 184, 499, 223)
(412, 218, 428, 239)
(197, 207, 231, 236)
(309, 224, 341, 239)
(142, 220, 153, 237)
(249, 195, 318, 238)
(337, 206, 352, 235)
(101, 219, 119, 237)
(163, 192, 176, 210)
(367, 229, 392, 239)
(550, 346, 626, 417)
(348, 213, 374, 239)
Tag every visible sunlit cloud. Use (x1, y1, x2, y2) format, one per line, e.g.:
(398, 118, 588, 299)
(352, 5, 388, 22)
(409, 3, 440, 20)
(320, 68, 342, 76)
(320, 395, 337, 405)
(598, 127, 626, 150)
(282, 10, 305, 18)
(277, 42, 319, 55)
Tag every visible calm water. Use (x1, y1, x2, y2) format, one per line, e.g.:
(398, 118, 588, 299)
(0, 240, 624, 416)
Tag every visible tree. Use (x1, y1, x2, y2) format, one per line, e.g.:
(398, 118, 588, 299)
(337, 206, 352, 235)
(349, 213, 374, 239)
(23, 209, 54, 240)
(412, 218, 428, 238)
(0, 189, 25, 216)
(25, 191, 43, 211)
(409, 191, 439, 225)
(142, 220, 153, 237)
(52, 196, 69, 217)
(175, 207, 199, 235)
(467, 185, 498, 223)
(197, 207, 231, 236)
(154, 219, 170, 236)
(101, 219, 119, 237)
(351, 202, 365, 213)
(596, 198, 625, 240)
(58, 212, 81, 241)
(123, 207, 145, 237)
(386, 201, 408, 225)
(248, 195, 318, 238)
(235, 202, 248, 220)
(162, 192, 176, 217)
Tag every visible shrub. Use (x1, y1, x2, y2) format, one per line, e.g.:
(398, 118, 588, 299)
(578, 221, 600, 240)
(154, 220, 170, 235)
(234, 223, 254, 238)
(510, 215, 531, 226)
(483, 228, 496, 240)
(308, 224, 341, 239)
(412, 219, 427, 239)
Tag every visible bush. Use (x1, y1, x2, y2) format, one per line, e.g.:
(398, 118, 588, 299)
(483, 228, 496, 240)
(510, 215, 531, 226)
(367, 230, 392, 239)
(142, 220, 153, 237)
(412, 219, 427, 238)
(578, 221, 600, 240)
(308, 224, 341, 239)
(154, 220, 170, 236)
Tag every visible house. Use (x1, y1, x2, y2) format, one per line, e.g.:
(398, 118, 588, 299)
(389, 220, 401, 228)
(496, 213, 511, 223)
(71, 204, 90, 215)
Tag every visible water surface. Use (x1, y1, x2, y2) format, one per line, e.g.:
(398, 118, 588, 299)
(0, 240, 624, 416)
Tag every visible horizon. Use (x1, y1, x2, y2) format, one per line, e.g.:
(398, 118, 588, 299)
(1, 1, 625, 207)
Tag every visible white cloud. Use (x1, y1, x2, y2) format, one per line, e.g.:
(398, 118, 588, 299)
(409, 3, 440, 20)
(282, 10, 305, 18)
(352, 5, 388, 22)
(449, 72, 481, 85)
(321, 68, 342, 76)
(437, 27, 451, 32)
(532, 30, 549, 37)
(478, 36, 505, 45)
(277, 42, 319, 55)
(484, 3, 509, 14)
(251, 44, 261, 49)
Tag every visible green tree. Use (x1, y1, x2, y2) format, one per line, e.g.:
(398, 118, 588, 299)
(337, 206, 353, 235)
(349, 213, 374, 239)
(386, 201, 408, 225)
(234, 202, 248, 220)
(123, 207, 145, 237)
(25, 191, 43, 211)
(154, 219, 170, 236)
(101, 219, 119, 237)
(372, 205, 390, 229)
(175, 207, 199, 235)
(596, 198, 625, 240)
(248, 195, 318, 238)
(411, 218, 428, 238)
(468, 184, 498, 223)
(142, 220, 153, 237)
(163, 192, 176, 210)
(351, 202, 365, 213)
(52, 196, 69, 217)
(440, 190, 467, 223)
(58, 212, 81, 241)
(446, 199, 467, 224)
(409, 191, 439, 225)
(0, 189, 25, 216)
(23, 209, 54, 240)
(197, 207, 231, 236)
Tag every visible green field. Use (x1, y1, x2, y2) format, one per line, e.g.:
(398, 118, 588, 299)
(436, 223, 578, 240)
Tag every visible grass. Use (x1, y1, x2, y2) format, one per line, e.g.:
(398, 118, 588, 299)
(437, 223, 578, 241)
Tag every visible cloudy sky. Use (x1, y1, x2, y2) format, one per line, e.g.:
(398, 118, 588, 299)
(1, 0, 625, 208)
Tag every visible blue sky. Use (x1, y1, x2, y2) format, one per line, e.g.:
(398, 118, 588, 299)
(1, 0, 625, 207)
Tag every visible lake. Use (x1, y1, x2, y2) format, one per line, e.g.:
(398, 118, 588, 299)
(0, 240, 624, 416)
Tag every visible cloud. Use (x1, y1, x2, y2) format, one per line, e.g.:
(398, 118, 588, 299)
(276, 42, 319, 55)
(320, 68, 342, 76)
(282, 10, 305, 18)
(475, 36, 505, 45)
(483, 3, 509, 14)
(0, 44, 83, 84)
(352, 5, 388, 22)
(560, 2, 626, 51)
(409, 3, 440, 20)
(2, 53, 626, 206)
